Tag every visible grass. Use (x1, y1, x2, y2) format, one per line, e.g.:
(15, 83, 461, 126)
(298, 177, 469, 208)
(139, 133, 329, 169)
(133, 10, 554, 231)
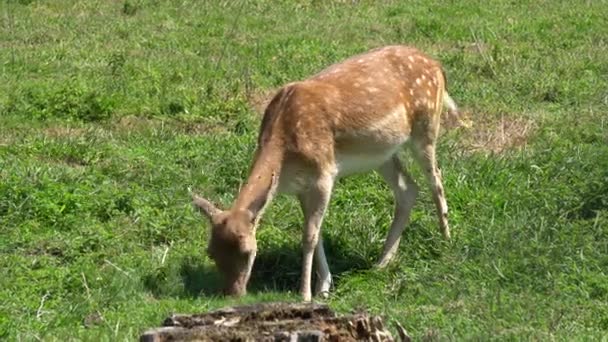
(1, 0, 607, 340)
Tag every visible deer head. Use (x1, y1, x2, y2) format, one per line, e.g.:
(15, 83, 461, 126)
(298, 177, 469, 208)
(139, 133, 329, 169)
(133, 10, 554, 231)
(191, 173, 276, 296)
(191, 195, 256, 296)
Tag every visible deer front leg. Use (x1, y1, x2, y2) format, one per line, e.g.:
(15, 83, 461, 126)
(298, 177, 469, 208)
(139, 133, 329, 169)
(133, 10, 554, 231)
(299, 174, 334, 302)
(314, 236, 332, 298)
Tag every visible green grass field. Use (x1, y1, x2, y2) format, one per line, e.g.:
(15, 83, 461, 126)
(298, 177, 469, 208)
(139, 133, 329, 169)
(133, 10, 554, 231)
(1, 0, 607, 340)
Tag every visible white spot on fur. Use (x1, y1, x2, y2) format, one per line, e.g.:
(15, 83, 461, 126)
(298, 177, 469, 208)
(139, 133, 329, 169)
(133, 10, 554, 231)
(415, 78, 422, 85)
(408, 56, 415, 62)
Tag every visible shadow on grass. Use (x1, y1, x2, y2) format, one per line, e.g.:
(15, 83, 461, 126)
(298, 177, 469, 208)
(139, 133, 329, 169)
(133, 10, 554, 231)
(249, 234, 373, 294)
(179, 259, 223, 297)
(142, 235, 373, 298)
(142, 256, 223, 298)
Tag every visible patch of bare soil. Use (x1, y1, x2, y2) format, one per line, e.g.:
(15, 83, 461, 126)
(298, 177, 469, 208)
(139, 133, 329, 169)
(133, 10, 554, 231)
(140, 302, 408, 342)
(444, 110, 536, 154)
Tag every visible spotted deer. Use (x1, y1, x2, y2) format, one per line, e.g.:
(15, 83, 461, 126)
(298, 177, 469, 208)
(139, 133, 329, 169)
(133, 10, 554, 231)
(192, 45, 458, 301)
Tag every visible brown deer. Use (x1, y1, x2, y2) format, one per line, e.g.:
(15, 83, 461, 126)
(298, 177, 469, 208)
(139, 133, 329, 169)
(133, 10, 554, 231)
(192, 45, 458, 301)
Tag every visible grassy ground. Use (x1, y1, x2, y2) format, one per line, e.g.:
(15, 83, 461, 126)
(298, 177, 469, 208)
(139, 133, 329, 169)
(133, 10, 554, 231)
(1, 0, 607, 340)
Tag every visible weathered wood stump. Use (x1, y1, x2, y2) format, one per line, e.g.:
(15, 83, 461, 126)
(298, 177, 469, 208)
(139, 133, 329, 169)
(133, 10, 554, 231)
(140, 302, 409, 342)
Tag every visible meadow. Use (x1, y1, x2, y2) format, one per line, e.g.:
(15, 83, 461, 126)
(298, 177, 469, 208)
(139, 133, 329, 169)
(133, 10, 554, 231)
(1, 0, 607, 340)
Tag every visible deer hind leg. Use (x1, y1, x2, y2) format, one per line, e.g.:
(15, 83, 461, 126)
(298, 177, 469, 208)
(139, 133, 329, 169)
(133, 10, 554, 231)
(411, 120, 451, 239)
(298, 171, 335, 301)
(375, 155, 419, 268)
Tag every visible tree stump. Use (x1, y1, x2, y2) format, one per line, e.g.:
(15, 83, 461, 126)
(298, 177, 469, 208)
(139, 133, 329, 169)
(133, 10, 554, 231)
(140, 302, 408, 342)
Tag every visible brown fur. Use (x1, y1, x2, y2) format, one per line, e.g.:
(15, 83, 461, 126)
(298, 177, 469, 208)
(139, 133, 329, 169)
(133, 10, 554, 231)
(193, 45, 455, 301)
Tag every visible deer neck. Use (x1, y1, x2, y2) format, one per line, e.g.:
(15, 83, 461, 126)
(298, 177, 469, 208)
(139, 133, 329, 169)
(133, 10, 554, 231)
(233, 141, 283, 224)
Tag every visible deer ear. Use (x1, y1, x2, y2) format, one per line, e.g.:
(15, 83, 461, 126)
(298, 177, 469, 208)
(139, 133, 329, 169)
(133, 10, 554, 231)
(192, 193, 221, 219)
(247, 173, 277, 220)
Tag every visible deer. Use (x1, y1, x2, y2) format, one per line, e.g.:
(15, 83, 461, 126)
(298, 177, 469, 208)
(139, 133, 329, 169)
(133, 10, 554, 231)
(192, 45, 458, 302)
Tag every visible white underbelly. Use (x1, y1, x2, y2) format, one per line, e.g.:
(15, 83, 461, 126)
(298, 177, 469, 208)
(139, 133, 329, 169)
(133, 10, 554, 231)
(336, 143, 403, 177)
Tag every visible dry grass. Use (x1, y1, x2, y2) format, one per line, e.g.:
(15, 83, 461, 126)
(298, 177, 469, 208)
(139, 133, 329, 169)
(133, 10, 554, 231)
(177, 121, 229, 135)
(113, 115, 164, 132)
(247, 88, 278, 116)
(2, 126, 86, 146)
(450, 110, 536, 154)
(0, 132, 20, 146)
(113, 115, 228, 135)
(43, 126, 87, 138)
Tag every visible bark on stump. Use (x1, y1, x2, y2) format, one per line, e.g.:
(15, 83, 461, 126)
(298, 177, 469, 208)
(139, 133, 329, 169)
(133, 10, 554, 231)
(140, 302, 407, 342)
